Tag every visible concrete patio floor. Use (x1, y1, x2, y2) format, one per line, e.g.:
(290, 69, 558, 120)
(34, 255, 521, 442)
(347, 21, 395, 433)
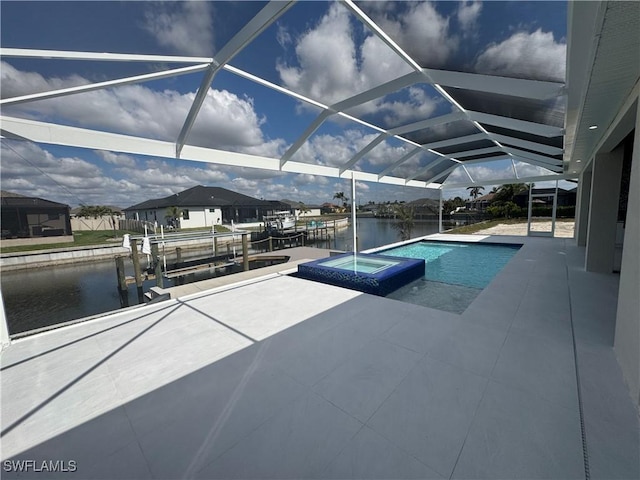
(1, 234, 638, 479)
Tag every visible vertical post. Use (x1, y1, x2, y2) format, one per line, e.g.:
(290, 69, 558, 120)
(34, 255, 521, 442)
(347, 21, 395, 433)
(551, 180, 558, 237)
(527, 182, 533, 236)
(269, 236, 273, 252)
(0, 290, 11, 350)
(214, 237, 218, 257)
(151, 242, 163, 288)
(438, 188, 443, 233)
(242, 233, 249, 271)
(351, 172, 357, 252)
(130, 238, 144, 303)
(160, 225, 167, 271)
(115, 256, 129, 308)
(176, 247, 182, 265)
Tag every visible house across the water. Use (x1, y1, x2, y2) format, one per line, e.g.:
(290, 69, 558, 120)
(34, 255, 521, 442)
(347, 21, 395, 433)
(0, 191, 72, 245)
(124, 185, 291, 229)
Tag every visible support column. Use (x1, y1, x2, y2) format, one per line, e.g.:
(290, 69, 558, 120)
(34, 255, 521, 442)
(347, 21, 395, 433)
(575, 167, 592, 246)
(438, 188, 443, 233)
(0, 291, 10, 351)
(614, 101, 640, 406)
(585, 147, 624, 273)
(351, 173, 357, 252)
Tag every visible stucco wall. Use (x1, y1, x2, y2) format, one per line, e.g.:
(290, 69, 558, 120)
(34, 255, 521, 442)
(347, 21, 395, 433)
(179, 207, 222, 229)
(614, 106, 640, 407)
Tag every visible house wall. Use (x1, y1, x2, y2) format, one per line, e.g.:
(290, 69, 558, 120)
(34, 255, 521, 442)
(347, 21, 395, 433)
(575, 167, 592, 246)
(614, 104, 639, 407)
(126, 207, 224, 228)
(295, 208, 321, 218)
(176, 207, 222, 229)
(585, 146, 624, 273)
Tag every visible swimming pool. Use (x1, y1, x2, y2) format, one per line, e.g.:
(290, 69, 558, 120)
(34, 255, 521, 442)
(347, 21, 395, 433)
(296, 253, 425, 296)
(379, 241, 521, 313)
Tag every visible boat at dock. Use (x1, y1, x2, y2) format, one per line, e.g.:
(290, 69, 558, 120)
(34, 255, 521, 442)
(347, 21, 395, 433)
(264, 211, 296, 231)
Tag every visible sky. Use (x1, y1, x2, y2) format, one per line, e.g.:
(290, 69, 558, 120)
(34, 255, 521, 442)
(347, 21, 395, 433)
(0, 1, 570, 208)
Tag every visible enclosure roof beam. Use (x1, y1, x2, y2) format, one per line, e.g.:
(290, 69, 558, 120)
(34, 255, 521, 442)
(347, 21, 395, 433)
(329, 71, 422, 112)
(279, 111, 333, 168)
(340, 134, 387, 174)
(467, 111, 564, 137)
(0, 64, 210, 107)
(420, 133, 487, 150)
(487, 133, 564, 156)
(0, 47, 214, 63)
(443, 172, 574, 189)
(176, 1, 294, 158)
(419, 163, 460, 185)
(423, 68, 564, 100)
(376, 146, 423, 179)
(387, 112, 465, 136)
(0, 115, 437, 190)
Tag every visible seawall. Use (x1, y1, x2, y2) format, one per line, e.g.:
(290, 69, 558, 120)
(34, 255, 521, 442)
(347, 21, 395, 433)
(0, 237, 228, 271)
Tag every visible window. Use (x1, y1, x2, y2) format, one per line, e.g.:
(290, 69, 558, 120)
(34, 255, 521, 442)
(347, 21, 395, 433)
(182, 209, 190, 220)
(209, 208, 216, 213)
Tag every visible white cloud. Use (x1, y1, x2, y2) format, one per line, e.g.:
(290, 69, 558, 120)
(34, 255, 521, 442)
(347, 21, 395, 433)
(277, 3, 363, 104)
(293, 130, 381, 168)
(0, 141, 143, 206)
(143, 2, 214, 56)
(474, 29, 566, 81)
(378, 87, 440, 127)
(457, 1, 482, 34)
(355, 181, 370, 191)
(1, 62, 286, 157)
(95, 151, 137, 168)
(276, 23, 292, 49)
(372, 2, 459, 68)
(277, 3, 443, 126)
(513, 161, 555, 177)
(292, 174, 329, 187)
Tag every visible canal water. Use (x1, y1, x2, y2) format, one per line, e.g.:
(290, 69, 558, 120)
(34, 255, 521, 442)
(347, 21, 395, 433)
(1, 218, 445, 334)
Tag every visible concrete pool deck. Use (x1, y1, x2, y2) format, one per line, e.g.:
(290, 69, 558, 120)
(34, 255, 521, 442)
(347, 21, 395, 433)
(1, 234, 638, 479)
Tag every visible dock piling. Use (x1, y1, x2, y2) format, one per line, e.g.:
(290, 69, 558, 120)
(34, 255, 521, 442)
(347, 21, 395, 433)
(242, 233, 249, 271)
(115, 256, 129, 307)
(130, 238, 144, 303)
(151, 242, 163, 288)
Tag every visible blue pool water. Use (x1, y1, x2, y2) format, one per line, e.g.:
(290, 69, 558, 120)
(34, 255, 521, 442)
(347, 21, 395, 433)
(380, 241, 521, 313)
(381, 241, 521, 289)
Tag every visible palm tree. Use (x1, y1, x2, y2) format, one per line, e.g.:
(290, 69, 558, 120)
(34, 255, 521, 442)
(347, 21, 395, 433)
(466, 186, 485, 200)
(333, 192, 349, 212)
(494, 183, 529, 203)
(165, 206, 181, 229)
(391, 204, 415, 241)
(77, 205, 118, 237)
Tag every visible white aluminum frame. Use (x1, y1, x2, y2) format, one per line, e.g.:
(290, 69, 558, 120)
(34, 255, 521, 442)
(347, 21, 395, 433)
(0, 0, 571, 192)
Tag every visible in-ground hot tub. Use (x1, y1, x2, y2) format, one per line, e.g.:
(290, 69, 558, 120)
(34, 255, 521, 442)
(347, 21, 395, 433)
(296, 253, 425, 296)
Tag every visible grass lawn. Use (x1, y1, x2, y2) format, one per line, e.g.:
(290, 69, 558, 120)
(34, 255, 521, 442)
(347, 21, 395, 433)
(0, 230, 131, 254)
